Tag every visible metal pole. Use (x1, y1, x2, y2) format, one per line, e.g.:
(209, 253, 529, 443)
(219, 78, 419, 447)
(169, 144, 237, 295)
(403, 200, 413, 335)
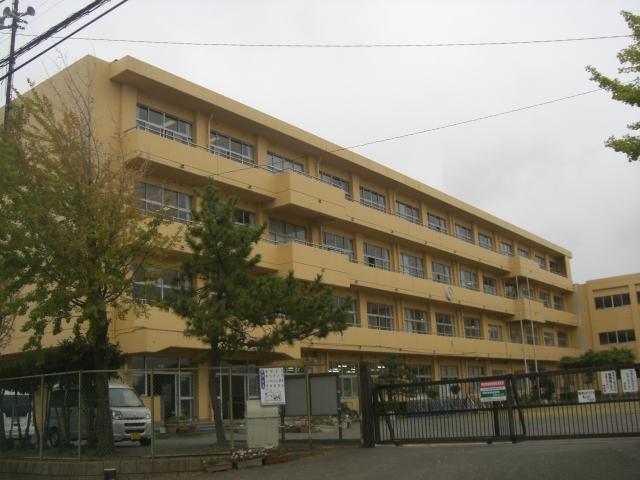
(150, 369, 155, 459)
(77, 371, 82, 460)
(228, 367, 234, 451)
(38, 374, 44, 460)
(3, 0, 19, 128)
(525, 276, 539, 374)
(305, 365, 312, 450)
(514, 276, 528, 375)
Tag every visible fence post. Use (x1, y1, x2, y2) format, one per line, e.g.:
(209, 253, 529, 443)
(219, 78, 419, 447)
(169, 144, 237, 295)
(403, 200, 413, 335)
(228, 367, 234, 451)
(506, 375, 516, 443)
(358, 362, 375, 448)
(150, 369, 155, 459)
(304, 365, 312, 450)
(492, 402, 500, 440)
(39, 374, 44, 460)
(77, 371, 82, 460)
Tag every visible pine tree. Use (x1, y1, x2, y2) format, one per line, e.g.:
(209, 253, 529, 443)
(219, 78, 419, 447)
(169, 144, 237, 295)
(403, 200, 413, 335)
(173, 180, 352, 445)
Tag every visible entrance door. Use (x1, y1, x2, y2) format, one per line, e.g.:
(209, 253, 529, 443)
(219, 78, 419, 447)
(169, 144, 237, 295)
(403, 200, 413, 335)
(150, 372, 194, 421)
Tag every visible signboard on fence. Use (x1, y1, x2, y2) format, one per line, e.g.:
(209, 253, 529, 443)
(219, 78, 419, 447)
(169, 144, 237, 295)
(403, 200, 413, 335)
(259, 367, 286, 406)
(621, 369, 638, 393)
(480, 379, 507, 402)
(578, 389, 596, 403)
(600, 370, 618, 395)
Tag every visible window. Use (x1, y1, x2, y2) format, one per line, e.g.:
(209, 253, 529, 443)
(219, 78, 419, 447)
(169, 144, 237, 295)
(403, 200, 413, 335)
(464, 317, 482, 339)
(360, 187, 386, 212)
(267, 152, 304, 173)
(400, 253, 424, 278)
(539, 291, 550, 308)
(408, 365, 432, 381)
(396, 201, 420, 224)
(436, 313, 456, 337)
(405, 308, 429, 334)
(269, 219, 306, 244)
(320, 171, 350, 196)
(483, 276, 497, 295)
(500, 242, 513, 256)
(367, 302, 394, 330)
(440, 365, 459, 380)
(432, 262, 451, 284)
(323, 232, 355, 261)
(334, 297, 357, 326)
(329, 363, 359, 397)
(133, 268, 186, 305)
(210, 131, 254, 165)
(557, 331, 569, 347)
(136, 105, 192, 144)
(468, 366, 485, 378)
(520, 287, 533, 299)
(510, 325, 523, 344)
(599, 329, 636, 345)
(455, 224, 473, 243)
(525, 326, 538, 345)
(492, 369, 507, 376)
(594, 293, 631, 309)
(478, 233, 493, 251)
(488, 324, 503, 341)
(364, 243, 390, 270)
(517, 248, 529, 258)
(234, 209, 256, 226)
(637, 292, 640, 304)
(553, 295, 564, 311)
(504, 281, 517, 299)
(427, 213, 447, 233)
(535, 255, 547, 270)
(549, 259, 564, 274)
(543, 332, 556, 346)
(460, 270, 478, 290)
(138, 182, 193, 224)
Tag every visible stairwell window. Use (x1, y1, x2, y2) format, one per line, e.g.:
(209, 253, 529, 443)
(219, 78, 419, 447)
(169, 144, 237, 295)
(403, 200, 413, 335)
(364, 243, 390, 270)
(136, 105, 192, 144)
(436, 313, 456, 337)
(432, 262, 451, 284)
(138, 182, 193, 224)
(427, 213, 447, 233)
(405, 308, 429, 334)
(211, 131, 254, 165)
(367, 302, 394, 331)
(360, 187, 386, 212)
(267, 152, 304, 173)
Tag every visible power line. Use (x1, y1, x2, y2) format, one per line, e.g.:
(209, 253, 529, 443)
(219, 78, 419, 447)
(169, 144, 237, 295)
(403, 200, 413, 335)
(6, 32, 632, 48)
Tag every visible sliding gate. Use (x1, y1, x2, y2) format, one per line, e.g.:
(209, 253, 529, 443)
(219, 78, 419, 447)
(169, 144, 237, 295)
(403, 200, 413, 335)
(370, 364, 640, 444)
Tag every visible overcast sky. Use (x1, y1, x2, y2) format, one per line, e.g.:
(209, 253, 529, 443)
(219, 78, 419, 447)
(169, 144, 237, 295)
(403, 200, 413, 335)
(5, 0, 639, 283)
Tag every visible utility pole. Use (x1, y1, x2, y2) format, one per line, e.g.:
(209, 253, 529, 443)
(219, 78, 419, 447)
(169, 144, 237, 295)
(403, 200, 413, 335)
(1, 0, 35, 128)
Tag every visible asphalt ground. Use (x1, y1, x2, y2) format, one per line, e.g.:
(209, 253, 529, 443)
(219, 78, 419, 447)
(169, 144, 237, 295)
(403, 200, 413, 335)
(209, 437, 640, 480)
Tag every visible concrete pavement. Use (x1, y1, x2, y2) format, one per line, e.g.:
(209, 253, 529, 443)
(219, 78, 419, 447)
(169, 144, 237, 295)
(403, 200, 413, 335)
(217, 438, 640, 480)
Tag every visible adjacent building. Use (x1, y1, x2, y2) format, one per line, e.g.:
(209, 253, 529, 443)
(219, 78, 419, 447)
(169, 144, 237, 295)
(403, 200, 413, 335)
(576, 273, 640, 359)
(2, 55, 581, 420)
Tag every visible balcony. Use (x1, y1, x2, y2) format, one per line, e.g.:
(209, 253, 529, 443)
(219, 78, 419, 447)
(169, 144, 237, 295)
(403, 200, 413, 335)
(509, 255, 573, 291)
(514, 298, 578, 326)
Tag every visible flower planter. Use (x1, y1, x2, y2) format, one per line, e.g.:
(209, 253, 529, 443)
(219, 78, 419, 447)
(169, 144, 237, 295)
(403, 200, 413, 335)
(204, 462, 233, 473)
(235, 457, 263, 469)
(264, 454, 290, 465)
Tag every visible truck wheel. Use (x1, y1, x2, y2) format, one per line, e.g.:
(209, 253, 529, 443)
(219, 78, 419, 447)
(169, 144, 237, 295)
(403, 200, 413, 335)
(48, 427, 60, 448)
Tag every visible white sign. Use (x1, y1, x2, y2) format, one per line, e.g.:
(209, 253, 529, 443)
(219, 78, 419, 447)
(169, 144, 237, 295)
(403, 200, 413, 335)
(600, 370, 618, 395)
(259, 367, 286, 406)
(621, 369, 638, 393)
(578, 389, 596, 403)
(480, 380, 508, 402)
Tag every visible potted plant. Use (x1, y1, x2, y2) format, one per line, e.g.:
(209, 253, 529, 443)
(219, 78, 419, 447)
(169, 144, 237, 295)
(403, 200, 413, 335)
(165, 416, 178, 434)
(231, 447, 267, 469)
(264, 446, 289, 465)
(202, 457, 233, 473)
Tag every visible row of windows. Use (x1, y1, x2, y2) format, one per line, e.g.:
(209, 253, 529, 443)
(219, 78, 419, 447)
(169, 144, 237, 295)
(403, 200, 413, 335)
(138, 182, 193, 224)
(599, 329, 636, 345)
(136, 109, 566, 278)
(594, 293, 632, 310)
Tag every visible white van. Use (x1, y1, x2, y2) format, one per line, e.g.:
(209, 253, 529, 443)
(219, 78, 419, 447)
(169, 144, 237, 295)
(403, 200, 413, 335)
(47, 382, 152, 447)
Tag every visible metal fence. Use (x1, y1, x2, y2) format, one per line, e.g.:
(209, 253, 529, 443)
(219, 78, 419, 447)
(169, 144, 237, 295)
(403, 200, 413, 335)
(369, 364, 640, 444)
(0, 365, 357, 461)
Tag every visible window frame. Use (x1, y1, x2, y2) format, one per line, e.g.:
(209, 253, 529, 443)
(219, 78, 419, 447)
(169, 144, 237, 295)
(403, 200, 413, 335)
(396, 201, 421, 224)
(436, 313, 456, 337)
(463, 317, 482, 339)
(455, 224, 473, 243)
(432, 261, 452, 284)
(210, 131, 255, 165)
(359, 187, 386, 212)
(404, 308, 430, 335)
(367, 302, 395, 331)
(268, 218, 307, 244)
(363, 243, 390, 270)
(427, 213, 448, 233)
(400, 253, 424, 278)
(267, 151, 304, 173)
